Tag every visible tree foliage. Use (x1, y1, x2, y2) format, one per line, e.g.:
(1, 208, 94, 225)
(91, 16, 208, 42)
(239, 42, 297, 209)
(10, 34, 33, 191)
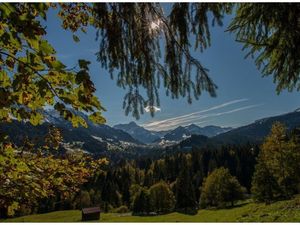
(174, 158, 197, 213)
(251, 159, 281, 203)
(228, 3, 300, 93)
(0, 3, 107, 217)
(0, 137, 108, 217)
(149, 181, 175, 214)
(1, 3, 300, 120)
(200, 167, 246, 208)
(251, 122, 300, 202)
(132, 188, 151, 215)
(92, 3, 232, 118)
(0, 3, 105, 127)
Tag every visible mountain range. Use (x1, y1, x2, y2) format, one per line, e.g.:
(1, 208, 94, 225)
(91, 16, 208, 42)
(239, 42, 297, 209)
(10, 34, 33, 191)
(113, 122, 231, 144)
(173, 110, 300, 151)
(0, 110, 142, 155)
(113, 122, 168, 144)
(1, 109, 300, 158)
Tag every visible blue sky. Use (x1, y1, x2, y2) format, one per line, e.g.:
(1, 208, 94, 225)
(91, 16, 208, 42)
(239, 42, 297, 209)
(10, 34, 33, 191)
(44, 5, 300, 131)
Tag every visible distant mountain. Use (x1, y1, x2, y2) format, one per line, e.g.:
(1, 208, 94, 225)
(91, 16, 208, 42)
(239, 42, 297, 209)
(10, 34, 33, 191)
(114, 122, 231, 144)
(162, 126, 192, 142)
(4, 109, 300, 158)
(156, 124, 232, 143)
(212, 110, 300, 145)
(0, 109, 142, 154)
(113, 122, 168, 144)
(195, 125, 232, 137)
(174, 110, 300, 150)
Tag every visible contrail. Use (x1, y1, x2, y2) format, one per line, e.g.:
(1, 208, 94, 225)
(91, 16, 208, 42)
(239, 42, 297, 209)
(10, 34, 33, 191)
(143, 98, 249, 129)
(143, 102, 263, 131)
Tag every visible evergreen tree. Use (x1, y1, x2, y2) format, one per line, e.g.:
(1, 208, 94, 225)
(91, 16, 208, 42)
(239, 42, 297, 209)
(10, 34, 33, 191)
(251, 160, 281, 203)
(228, 3, 300, 94)
(263, 122, 300, 197)
(251, 122, 300, 200)
(132, 188, 151, 215)
(143, 170, 154, 187)
(129, 184, 143, 209)
(175, 159, 197, 213)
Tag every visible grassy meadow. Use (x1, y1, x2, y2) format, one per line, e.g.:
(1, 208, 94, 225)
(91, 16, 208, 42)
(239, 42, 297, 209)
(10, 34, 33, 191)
(2, 195, 300, 222)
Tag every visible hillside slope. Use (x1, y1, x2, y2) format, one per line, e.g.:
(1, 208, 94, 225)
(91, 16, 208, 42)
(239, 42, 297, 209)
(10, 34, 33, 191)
(213, 111, 300, 145)
(3, 196, 300, 222)
(0, 110, 142, 154)
(175, 111, 300, 150)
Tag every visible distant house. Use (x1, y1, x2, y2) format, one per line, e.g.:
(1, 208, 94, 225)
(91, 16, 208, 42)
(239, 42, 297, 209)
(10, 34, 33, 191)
(81, 207, 101, 221)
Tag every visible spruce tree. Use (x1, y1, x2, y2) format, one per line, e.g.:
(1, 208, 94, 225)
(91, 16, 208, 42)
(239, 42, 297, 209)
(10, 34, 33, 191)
(132, 188, 151, 215)
(251, 160, 281, 203)
(251, 122, 300, 201)
(175, 159, 197, 213)
(261, 122, 300, 197)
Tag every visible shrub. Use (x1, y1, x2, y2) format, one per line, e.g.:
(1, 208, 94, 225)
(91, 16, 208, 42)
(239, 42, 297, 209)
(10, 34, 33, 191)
(112, 205, 129, 213)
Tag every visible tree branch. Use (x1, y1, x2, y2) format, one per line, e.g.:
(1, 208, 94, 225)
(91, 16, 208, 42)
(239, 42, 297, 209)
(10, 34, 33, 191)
(0, 51, 64, 103)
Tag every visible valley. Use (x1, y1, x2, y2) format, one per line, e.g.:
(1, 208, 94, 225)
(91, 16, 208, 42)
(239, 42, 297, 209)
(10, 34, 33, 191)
(2, 109, 300, 160)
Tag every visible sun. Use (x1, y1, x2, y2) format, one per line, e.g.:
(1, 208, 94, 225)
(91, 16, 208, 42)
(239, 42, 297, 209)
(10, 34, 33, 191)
(148, 19, 163, 36)
(150, 20, 161, 30)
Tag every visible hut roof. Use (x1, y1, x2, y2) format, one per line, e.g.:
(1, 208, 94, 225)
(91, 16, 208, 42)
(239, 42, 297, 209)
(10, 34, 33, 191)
(82, 207, 100, 214)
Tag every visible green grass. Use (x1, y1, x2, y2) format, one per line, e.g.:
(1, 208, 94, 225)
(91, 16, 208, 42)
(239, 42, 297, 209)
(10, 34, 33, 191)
(2, 196, 300, 222)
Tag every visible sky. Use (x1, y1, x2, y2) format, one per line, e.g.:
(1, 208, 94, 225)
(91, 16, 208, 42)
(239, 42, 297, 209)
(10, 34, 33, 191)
(44, 5, 300, 131)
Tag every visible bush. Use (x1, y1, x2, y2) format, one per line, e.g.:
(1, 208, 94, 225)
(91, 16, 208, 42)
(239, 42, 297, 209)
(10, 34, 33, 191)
(80, 191, 91, 208)
(112, 205, 129, 213)
(101, 202, 113, 213)
(16, 204, 32, 217)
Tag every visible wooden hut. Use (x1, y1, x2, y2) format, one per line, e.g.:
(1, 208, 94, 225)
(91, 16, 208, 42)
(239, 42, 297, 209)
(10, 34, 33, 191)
(81, 207, 100, 221)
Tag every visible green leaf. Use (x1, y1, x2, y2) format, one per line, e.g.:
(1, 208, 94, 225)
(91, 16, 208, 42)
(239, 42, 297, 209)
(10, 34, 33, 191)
(50, 60, 66, 70)
(27, 38, 39, 51)
(0, 3, 16, 17)
(88, 112, 106, 124)
(78, 59, 90, 70)
(0, 70, 11, 88)
(72, 34, 80, 43)
(39, 40, 55, 55)
(29, 112, 44, 126)
(75, 70, 88, 84)
(7, 202, 19, 216)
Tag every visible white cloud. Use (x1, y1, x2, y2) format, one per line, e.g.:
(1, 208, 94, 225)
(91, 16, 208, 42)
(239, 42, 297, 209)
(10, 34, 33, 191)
(142, 99, 263, 131)
(144, 106, 161, 113)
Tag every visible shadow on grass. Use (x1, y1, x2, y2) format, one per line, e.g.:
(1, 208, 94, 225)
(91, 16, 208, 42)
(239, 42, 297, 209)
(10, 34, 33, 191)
(203, 201, 250, 211)
(224, 202, 249, 209)
(175, 208, 198, 215)
(132, 208, 198, 216)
